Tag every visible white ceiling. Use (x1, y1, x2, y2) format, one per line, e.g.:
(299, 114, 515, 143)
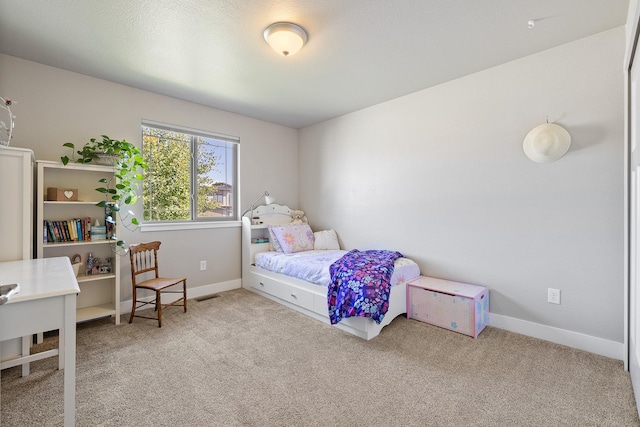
(0, 0, 630, 129)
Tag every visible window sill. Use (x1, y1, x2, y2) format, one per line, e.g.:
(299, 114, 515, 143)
(140, 221, 241, 232)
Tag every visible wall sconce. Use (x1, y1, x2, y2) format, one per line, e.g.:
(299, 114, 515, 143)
(241, 191, 276, 218)
(523, 122, 571, 163)
(263, 22, 308, 57)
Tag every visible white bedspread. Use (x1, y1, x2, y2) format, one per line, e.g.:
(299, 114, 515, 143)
(254, 250, 420, 287)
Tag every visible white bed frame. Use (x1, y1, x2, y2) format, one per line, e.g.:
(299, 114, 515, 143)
(241, 204, 408, 340)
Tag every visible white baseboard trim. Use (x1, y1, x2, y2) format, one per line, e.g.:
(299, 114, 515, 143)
(118, 283, 622, 360)
(119, 279, 241, 314)
(489, 312, 623, 361)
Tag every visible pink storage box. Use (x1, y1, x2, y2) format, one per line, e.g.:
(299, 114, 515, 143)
(407, 276, 489, 339)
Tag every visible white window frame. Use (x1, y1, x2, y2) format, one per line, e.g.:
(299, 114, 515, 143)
(140, 119, 239, 232)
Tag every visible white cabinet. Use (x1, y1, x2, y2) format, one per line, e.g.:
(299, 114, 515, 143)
(0, 146, 35, 369)
(0, 146, 34, 261)
(36, 160, 121, 324)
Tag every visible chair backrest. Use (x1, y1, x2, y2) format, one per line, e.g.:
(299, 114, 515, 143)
(129, 241, 162, 285)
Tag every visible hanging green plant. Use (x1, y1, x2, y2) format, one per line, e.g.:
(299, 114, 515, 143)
(61, 135, 148, 250)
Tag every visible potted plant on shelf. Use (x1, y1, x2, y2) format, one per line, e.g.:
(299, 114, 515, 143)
(61, 135, 148, 250)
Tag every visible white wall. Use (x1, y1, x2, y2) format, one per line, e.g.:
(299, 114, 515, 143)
(0, 53, 299, 300)
(0, 26, 626, 351)
(299, 28, 625, 345)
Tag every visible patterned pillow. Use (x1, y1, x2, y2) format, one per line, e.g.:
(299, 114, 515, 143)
(270, 224, 315, 254)
(268, 226, 284, 252)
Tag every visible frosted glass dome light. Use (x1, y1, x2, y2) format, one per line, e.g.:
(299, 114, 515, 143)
(264, 22, 308, 57)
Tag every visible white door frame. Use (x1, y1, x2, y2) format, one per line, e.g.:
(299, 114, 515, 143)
(625, 1, 640, 416)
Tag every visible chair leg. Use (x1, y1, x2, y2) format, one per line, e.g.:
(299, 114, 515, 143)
(183, 280, 187, 313)
(129, 288, 137, 324)
(157, 290, 162, 328)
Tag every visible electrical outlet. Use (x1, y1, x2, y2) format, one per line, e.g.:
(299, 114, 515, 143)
(548, 288, 561, 304)
(200, 260, 206, 271)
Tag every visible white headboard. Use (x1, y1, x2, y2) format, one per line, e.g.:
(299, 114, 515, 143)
(248, 204, 292, 225)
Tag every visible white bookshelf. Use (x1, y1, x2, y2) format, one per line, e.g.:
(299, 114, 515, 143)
(36, 160, 121, 324)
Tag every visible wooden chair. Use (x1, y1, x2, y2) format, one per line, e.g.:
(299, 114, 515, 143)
(129, 241, 187, 327)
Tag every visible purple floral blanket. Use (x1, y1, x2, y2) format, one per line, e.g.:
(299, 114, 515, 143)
(328, 249, 403, 325)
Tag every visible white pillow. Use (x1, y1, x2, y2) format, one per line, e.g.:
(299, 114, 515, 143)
(313, 229, 340, 250)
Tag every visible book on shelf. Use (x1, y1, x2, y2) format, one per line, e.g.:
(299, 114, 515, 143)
(64, 220, 71, 240)
(44, 217, 92, 243)
(52, 221, 61, 241)
(83, 217, 91, 241)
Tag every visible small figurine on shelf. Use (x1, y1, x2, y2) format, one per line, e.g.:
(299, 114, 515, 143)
(105, 205, 116, 239)
(86, 252, 97, 275)
(98, 257, 112, 274)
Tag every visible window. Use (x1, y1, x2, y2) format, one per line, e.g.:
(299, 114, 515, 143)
(142, 121, 238, 222)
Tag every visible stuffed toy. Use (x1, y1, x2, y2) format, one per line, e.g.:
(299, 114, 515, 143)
(290, 209, 308, 224)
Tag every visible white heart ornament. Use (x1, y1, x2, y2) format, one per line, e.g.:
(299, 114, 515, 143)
(64, 190, 74, 199)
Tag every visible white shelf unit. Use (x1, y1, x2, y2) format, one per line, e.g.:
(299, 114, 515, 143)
(36, 160, 121, 324)
(241, 220, 271, 287)
(241, 205, 293, 287)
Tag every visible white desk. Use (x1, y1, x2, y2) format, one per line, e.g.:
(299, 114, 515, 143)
(0, 257, 80, 427)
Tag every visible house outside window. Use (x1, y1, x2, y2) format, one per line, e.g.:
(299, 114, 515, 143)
(141, 120, 238, 222)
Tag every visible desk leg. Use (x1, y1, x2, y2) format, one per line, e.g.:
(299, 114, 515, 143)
(21, 336, 30, 376)
(63, 294, 76, 427)
(58, 326, 65, 370)
(0, 339, 2, 426)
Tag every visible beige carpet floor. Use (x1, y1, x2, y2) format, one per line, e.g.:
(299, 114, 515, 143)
(1, 288, 638, 426)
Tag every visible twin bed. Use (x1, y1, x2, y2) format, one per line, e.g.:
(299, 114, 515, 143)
(241, 204, 420, 339)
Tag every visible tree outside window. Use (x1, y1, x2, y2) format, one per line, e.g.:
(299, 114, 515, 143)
(142, 122, 238, 222)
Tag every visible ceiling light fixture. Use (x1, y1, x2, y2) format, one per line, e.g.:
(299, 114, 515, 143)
(263, 22, 308, 57)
